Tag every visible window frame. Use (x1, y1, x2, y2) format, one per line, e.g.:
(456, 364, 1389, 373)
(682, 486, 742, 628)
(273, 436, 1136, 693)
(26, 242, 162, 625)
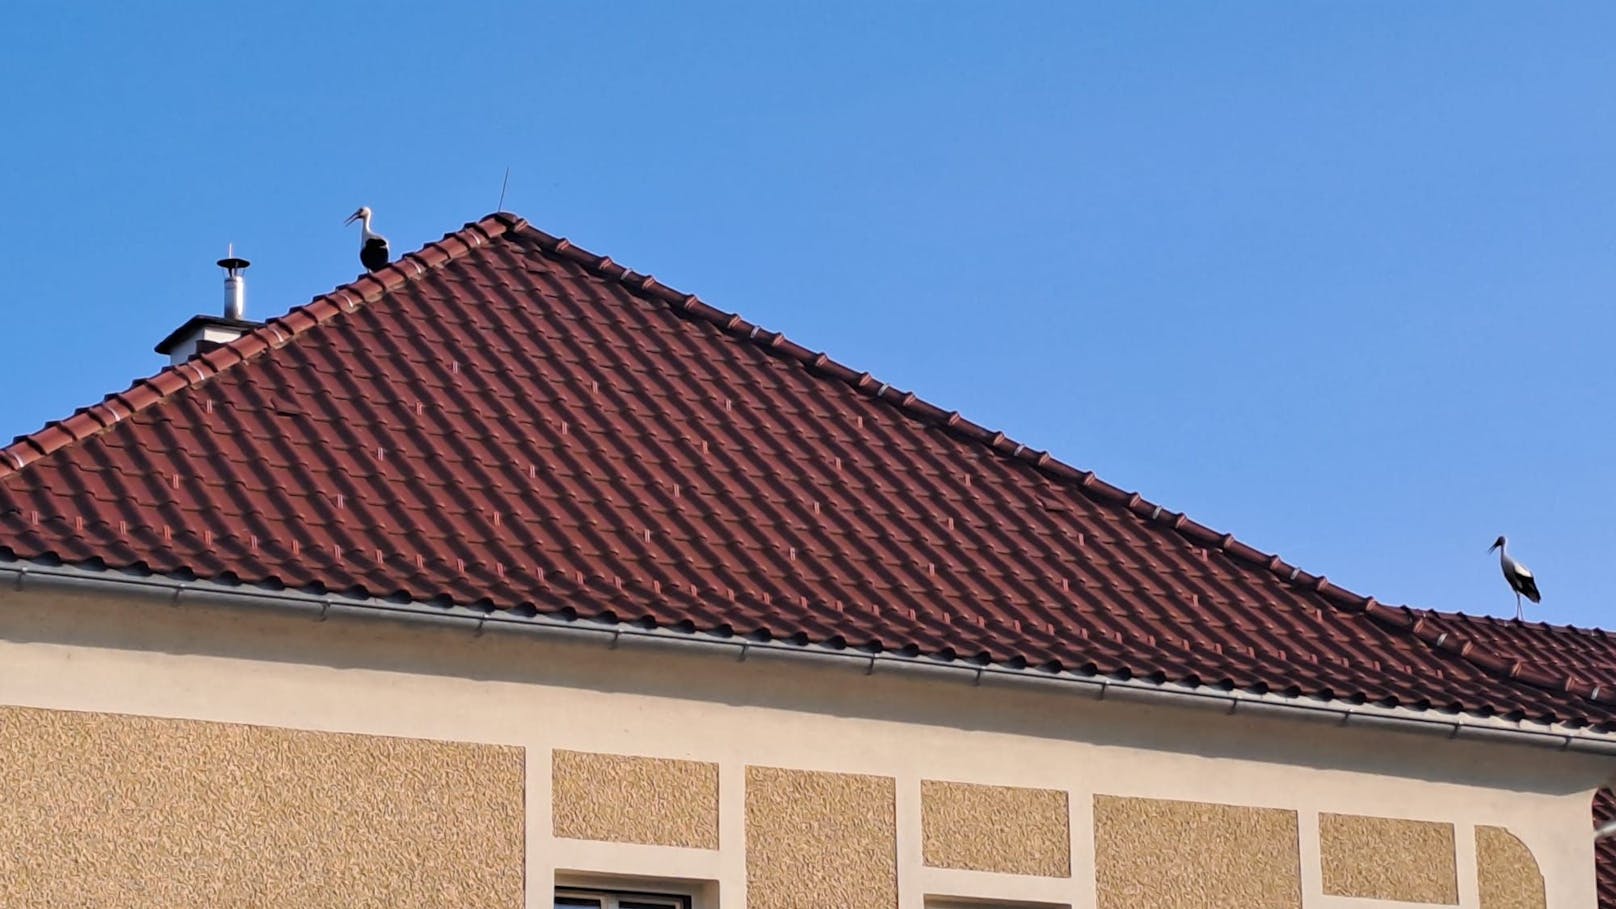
(924, 892, 1073, 899)
(555, 885, 694, 909)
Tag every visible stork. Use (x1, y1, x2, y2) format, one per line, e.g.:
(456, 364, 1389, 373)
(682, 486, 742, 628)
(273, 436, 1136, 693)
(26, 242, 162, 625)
(1489, 535, 1541, 620)
(344, 206, 390, 272)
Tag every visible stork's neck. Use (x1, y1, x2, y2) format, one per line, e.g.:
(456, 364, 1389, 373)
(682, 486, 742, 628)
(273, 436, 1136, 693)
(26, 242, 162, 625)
(359, 213, 377, 241)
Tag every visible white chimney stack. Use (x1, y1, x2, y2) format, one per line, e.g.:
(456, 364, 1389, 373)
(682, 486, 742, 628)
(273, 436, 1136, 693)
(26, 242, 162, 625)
(153, 246, 265, 366)
(220, 245, 249, 320)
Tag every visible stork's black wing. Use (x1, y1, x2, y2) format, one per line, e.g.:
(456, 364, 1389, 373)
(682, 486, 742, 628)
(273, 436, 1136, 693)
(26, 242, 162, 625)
(1516, 573, 1542, 603)
(360, 238, 390, 272)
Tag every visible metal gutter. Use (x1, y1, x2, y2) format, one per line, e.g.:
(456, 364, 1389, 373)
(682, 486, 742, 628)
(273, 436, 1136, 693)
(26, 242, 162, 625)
(6, 559, 1616, 756)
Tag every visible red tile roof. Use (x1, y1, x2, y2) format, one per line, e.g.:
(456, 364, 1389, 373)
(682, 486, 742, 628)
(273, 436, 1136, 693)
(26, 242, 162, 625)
(3, 212, 1615, 735)
(1412, 610, 1616, 693)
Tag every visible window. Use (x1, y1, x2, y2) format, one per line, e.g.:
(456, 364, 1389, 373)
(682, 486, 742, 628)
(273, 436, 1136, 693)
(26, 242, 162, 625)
(930, 892, 1066, 899)
(556, 887, 692, 909)
(926, 900, 1069, 909)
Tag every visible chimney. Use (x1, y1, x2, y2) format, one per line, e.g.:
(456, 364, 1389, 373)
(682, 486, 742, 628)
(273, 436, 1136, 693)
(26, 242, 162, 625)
(154, 247, 264, 366)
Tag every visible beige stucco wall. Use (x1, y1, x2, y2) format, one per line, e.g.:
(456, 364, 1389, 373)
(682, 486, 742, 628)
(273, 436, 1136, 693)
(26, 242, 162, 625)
(746, 766, 898, 909)
(0, 586, 1608, 909)
(0, 706, 525, 909)
(1476, 825, 1549, 909)
(1319, 813, 1459, 903)
(553, 749, 720, 849)
(1095, 795, 1301, 908)
(921, 780, 1070, 877)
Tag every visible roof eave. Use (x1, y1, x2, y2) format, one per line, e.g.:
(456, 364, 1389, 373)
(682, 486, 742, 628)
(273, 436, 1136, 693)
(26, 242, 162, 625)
(6, 557, 1614, 756)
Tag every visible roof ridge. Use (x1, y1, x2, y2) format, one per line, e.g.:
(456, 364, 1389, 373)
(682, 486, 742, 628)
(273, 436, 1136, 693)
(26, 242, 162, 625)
(502, 221, 1616, 715)
(1416, 605, 1612, 638)
(0, 212, 525, 481)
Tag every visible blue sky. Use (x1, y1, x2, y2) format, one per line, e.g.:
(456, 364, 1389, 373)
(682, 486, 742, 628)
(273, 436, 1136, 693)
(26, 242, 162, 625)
(2, 4, 1612, 625)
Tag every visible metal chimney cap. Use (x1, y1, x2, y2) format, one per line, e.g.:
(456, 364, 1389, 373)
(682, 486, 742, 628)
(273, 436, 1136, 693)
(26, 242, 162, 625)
(217, 256, 251, 271)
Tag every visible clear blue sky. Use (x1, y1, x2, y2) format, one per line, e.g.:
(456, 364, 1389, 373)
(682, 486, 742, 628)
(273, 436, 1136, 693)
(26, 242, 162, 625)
(2, 4, 1612, 626)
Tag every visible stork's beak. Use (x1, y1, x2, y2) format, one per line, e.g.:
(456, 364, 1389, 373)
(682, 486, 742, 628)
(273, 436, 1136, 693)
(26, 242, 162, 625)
(1488, 540, 1501, 552)
(343, 210, 362, 226)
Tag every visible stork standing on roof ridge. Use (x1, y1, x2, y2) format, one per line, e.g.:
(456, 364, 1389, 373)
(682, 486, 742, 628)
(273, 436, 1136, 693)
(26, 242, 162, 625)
(1489, 535, 1541, 620)
(344, 206, 390, 272)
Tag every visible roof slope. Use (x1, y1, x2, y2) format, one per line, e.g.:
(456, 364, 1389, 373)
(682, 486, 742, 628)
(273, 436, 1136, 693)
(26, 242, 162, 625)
(2, 212, 1613, 732)
(1414, 609, 1616, 693)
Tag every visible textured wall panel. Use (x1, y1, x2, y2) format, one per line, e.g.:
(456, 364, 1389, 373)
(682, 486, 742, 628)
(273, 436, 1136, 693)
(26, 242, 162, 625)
(921, 779, 1069, 876)
(1093, 795, 1300, 909)
(0, 706, 524, 909)
(746, 766, 896, 909)
(1476, 826, 1546, 909)
(1319, 813, 1458, 904)
(552, 749, 718, 848)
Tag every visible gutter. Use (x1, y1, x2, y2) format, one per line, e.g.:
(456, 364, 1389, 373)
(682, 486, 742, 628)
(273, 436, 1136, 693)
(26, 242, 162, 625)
(6, 559, 1616, 757)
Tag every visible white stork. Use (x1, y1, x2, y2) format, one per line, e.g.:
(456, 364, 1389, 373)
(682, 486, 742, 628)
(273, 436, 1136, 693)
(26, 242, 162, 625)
(1489, 535, 1541, 620)
(344, 206, 390, 272)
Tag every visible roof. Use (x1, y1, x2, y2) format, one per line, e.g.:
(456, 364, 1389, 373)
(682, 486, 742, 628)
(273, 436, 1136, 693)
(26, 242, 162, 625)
(3, 211, 1616, 736)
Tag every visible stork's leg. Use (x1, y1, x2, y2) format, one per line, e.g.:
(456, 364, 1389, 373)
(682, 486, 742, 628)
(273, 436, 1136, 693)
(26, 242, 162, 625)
(1515, 591, 1523, 620)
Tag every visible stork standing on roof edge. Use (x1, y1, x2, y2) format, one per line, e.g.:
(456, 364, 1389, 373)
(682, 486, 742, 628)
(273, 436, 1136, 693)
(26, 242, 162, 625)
(344, 206, 390, 272)
(1489, 535, 1541, 620)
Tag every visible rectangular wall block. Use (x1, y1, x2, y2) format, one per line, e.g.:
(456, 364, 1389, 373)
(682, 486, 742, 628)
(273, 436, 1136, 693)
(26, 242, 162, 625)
(552, 749, 719, 848)
(921, 779, 1069, 876)
(746, 766, 897, 909)
(1319, 813, 1458, 904)
(1094, 795, 1301, 909)
(0, 706, 524, 909)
